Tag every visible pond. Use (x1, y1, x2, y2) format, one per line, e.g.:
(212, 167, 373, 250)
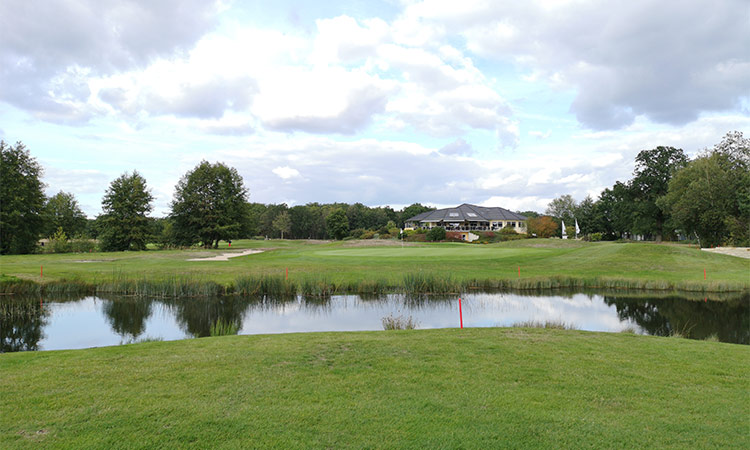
(1, 291, 748, 352)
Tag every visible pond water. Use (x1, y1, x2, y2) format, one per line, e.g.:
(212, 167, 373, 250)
(2, 291, 748, 352)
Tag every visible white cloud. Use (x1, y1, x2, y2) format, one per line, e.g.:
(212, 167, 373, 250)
(272, 166, 301, 180)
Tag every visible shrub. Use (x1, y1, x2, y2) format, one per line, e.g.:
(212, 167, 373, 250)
(69, 239, 97, 253)
(589, 232, 603, 242)
(426, 227, 446, 241)
(361, 230, 376, 239)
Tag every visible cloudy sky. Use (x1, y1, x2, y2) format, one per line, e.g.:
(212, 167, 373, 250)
(1, 0, 748, 217)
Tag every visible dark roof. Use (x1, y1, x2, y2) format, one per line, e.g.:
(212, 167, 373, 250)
(406, 204, 527, 223)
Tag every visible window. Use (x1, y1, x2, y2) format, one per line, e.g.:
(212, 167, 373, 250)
(509, 222, 516, 227)
(449, 213, 459, 217)
(467, 213, 477, 217)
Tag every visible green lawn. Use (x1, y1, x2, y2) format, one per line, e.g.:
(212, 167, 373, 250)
(1, 239, 748, 293)
(1, 328, 747, 448)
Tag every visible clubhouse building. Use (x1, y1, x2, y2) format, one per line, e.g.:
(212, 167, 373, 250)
(405, 204, 528, 235)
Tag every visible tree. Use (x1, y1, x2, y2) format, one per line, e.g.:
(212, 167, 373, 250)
(629, 146, 688, 241)
(171, 161, 249, 248)
(400, 203, 435, 227)
(99, 171, 154, 251)
(43, 191, 88, 238)
(0, 141, 47, 254)
(273, 211, 292, 239)
(661, 132, 749, 247)
(574, 196, 597, 236)
(326, 208, 349, 240)
(595, 182, 634, 239)
(545, 194, 577, 225)
(526, 216, 558, 238)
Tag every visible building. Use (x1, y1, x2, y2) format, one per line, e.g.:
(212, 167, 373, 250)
(404, 204, 528, 236)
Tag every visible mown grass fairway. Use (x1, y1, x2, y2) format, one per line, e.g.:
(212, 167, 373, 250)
(1, 239, 748, 293)
(1, 329, 747, 448)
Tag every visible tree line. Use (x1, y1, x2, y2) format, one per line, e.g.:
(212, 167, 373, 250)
(0, 142, 435, 254)
(1, 131, 746, 254)
(530, 131, 749, 247)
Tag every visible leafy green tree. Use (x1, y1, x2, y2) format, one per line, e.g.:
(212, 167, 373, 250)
(326, 208, 349, 240)
(171, 161, 249, 248)
(43, 191, 88, 238)
(0, 141, 46, 254)
(273, 211, 292, 239)
(629, 146, 688, 241)
(545, 194, 577, 225)
(595, 182, 634, 239)
(661, 132, 749, 247)
(574, 196, 597, 236)
(99, 171, 154, 251)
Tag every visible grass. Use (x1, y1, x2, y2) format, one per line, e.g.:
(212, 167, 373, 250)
(0, 328, 747, 448)
(381, 313, 419, 330)
(1, 239, 748, 296)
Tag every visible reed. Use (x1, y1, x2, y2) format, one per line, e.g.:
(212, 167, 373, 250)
(512, 320, 578, 330)
(234, 275, 296, 297)
(209, 318, 239, 337)
(381, 313, 419, 330)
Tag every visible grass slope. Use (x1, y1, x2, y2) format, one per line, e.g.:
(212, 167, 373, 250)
(1, 329, 748, 448)
(1, 239, 748, 294)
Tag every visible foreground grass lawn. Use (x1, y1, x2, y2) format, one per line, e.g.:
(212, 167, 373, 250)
(1, 329, 748, 448)
(1, 239, 748, 292)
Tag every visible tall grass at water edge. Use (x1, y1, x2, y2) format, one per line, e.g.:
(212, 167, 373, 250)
(1, 273, 748, 298)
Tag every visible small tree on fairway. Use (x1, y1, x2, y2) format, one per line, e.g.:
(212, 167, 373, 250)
(99, 171, 154, 251)
(0, 141, 47, 254)
(326, 208, 349, 240)
(171, 161, 249, 248)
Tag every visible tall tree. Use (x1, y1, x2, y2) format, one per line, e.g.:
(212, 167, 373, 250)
(661, 132, 749, 247)
(595, 182, 634, 239)
(43, 191, 88, 238)
(171, 161, 249, 248)
(629, 146, 688, 241)
(0, 141, 46, 254)
(326, 208, 349, 240)
(99, 171, 154, 251)
(574, 195, 597, 236)
(545, 194, 577, 225)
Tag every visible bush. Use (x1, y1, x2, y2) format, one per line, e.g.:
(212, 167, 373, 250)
(589, 232, 603, 242)
(350, 228, 366, 239)
(70, 239, 97, 253)
(361, 230, 376, 239)
(426, 227, 446, 241)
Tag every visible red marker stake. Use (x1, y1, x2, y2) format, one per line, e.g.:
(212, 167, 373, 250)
(518, 266, 520, 278)
(285, 267, 288, 280)
(458, 297, 463, 329)
(704, 268, 706, 280)
(41, 265, 43, 279)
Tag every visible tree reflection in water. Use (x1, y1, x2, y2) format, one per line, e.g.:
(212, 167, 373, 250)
(1, 297, 49, 352)
(101, 296, 154, 340)
(604, 295, 750, 344)
(164, 296, 257, 338)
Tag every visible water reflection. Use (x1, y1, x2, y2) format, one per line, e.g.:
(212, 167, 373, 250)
(604, 295, 750, 344)
(0, 298, 49, 352)
(163, 296, 256, 338)
(101, 297, 153, 340)
(0, 291, 747, 352)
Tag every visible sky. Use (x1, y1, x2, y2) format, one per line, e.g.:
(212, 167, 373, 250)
(1, 0, 748, 218)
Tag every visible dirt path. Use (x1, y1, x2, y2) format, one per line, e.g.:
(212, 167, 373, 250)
(701, 247, 750, 259)
(187, 249, 264, 261)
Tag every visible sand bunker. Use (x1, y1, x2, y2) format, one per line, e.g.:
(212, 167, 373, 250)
(187, 249, 264, 261)
(701, 247, 750, 259)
